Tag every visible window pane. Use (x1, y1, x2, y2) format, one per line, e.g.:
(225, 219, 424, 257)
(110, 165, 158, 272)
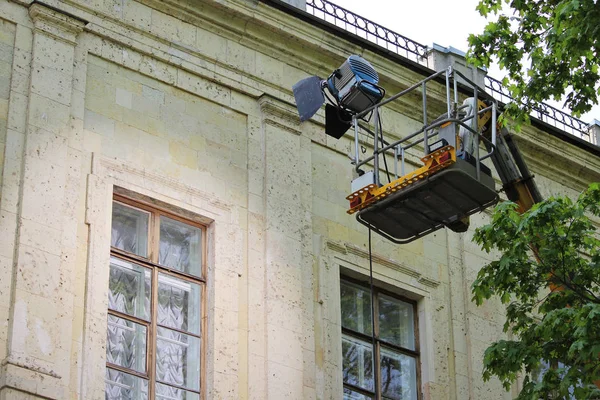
(156, 327, 201, 391)
(105, 367, 148, 400)
(343, 387, 373, 399)
(156, 382, 200, 400)
(533, 359, 551, 382)
(158, 273, 202, 335)
(340, 281, 372, 335)
(378, 294, 415, 350)
(159, 216, 202, 277)
(111, 202, 149, 257)
(109, 257, 151, 321)
(380, 348, 417, 400)
(342, 335, 374, 392)
(106, 315, 147, 374)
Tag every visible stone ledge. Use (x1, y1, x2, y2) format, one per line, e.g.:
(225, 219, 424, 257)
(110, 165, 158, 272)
(0, 358, 64, 399)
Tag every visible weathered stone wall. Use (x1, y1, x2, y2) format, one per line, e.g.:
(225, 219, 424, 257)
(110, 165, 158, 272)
(0, 14, 15, 370)
(0, 0, 598, 399)
(0, 19, 14, 201)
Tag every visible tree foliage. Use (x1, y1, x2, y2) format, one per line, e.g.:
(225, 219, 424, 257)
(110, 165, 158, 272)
(472, 183, 600, 399)
(467, 0, 600, 124)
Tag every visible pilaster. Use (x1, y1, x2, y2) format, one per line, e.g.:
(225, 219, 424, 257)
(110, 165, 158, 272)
(258, 95, 316, 399)
(1, 3, 85, 399)
(590, 120, 600, 146)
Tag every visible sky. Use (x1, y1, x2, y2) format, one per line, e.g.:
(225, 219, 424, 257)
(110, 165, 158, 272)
(331, 0, 600, 124)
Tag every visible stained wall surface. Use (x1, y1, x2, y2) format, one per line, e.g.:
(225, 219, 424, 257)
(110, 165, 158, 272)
(0, 19, 14, 199)
(0, 0, 598, 399)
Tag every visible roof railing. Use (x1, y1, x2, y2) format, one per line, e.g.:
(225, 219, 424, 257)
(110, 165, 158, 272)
(306, 0, 429, 66)
(304, 0, 595, 144)
(485, 76, 591, 140)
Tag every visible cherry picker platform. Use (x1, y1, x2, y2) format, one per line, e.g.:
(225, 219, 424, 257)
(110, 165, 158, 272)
(345, 67, 500, 243)
(291, 56, 539, 244)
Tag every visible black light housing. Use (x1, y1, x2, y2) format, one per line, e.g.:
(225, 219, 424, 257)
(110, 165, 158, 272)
(291, 55, 384, 139)
(325, 104, 352, 139)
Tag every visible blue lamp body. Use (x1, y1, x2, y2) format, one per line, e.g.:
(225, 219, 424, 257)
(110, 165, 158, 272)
(326, 55, 385, 113)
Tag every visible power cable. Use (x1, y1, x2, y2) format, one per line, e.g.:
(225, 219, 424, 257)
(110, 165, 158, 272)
(368, 227, 379, 395)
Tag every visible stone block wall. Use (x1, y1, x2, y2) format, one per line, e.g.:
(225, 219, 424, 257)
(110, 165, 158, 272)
(0, 0, 598, 399)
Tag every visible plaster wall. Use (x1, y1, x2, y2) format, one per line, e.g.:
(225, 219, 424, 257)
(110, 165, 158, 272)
(0, 0, 598, 399)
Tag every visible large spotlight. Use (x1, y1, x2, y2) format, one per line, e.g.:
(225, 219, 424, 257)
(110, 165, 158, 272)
(292, 55, 385, 138)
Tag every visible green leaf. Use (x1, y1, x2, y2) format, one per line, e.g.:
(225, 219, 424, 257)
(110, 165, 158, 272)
(468, 0, 600, 123)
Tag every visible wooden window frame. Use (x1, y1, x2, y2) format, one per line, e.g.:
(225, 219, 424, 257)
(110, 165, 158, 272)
(107, 193, 208, 400)
(341, 275, 421, 400)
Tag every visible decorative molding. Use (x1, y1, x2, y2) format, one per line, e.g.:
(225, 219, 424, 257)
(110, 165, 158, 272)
(0, 356, 64, 399)
(326, 239, 441, 288)
(418, 276, 440, 288)
(345, 244, 420, 278)
(92, 154, 232, 213)
(258, 94, 303, 135)
(325, 240, 346, 255)
(142, 0, 348, 77)
(29, 2, 86, 45)
(58, 0, 444, 129)
(0, 356, 61, 379)
(56, 0, 314, 98)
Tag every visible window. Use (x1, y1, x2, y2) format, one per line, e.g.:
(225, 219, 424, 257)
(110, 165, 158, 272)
(105, 196, 206, 400)
(534, 360, 577, 399)
(340, 278, 419, 400)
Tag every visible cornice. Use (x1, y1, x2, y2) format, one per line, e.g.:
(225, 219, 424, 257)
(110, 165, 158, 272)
(326, 239, 440, 288)
(516, 125, 600, 191)
(137, 0, 343, 85)
(110, 0, 450, 123)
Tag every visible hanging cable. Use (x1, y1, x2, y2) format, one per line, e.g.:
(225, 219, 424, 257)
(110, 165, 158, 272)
(368, 227, 379, 395)
(360, 129, 368, 154)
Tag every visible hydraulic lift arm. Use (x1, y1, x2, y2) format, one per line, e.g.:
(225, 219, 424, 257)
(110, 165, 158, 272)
(486, 126, 543, 212)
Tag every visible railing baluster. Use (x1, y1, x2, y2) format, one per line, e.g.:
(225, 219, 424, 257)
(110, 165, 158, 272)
(305, 0, 428, 66)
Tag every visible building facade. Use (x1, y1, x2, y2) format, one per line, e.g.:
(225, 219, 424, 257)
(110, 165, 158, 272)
(0, 0, 599, 399)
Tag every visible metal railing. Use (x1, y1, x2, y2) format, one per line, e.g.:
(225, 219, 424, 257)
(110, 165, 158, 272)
(353, 67, 498, 186)
(302, 0, 595, 145)
(306, 0, 429, 66)
(345, 67, 500, 243)
(484, 76, 591, 140)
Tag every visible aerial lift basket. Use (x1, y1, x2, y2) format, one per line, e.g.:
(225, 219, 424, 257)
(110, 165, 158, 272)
(347, 67, 500, 243)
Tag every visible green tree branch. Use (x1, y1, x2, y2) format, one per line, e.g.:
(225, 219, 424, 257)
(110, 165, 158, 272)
(467, 0, 600, 126)
(471, 183, 600, 398)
